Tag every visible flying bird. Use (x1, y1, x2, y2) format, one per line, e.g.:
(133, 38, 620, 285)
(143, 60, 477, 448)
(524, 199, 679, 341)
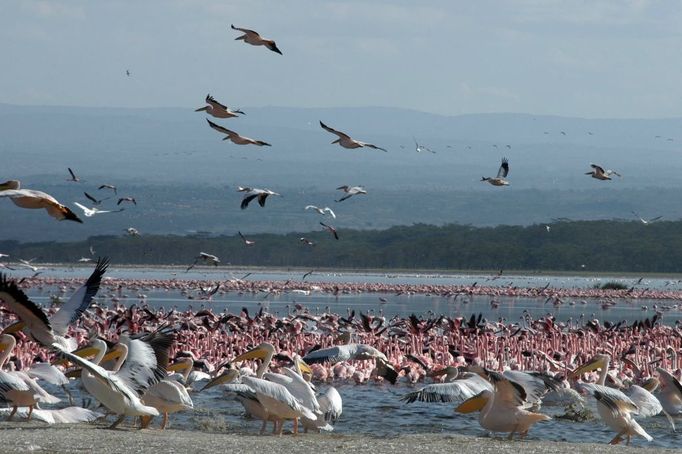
(231, 24, 282, 55)
(238, 231, 256, 246)
(299, 237, 315, 246)
(195, 95, 245, 119)
(320, 121, 387, 152)
(73, 203, 124, 218)
(0, 180, 82, 223)
(67, 168, 80, 182)
(117, 197, 137, 206)
(414, 138, 436, 154)
(240, 188, 280, 209)
(305, 205, 336, 219)
(98, 184, 117, 194)
(586, 164, 621, 180)
(320, 222, 339, 240)
(186, 252, 220, 272)
(336, 185, 367, 202)
(206, 119, 271, 146)
(126, 69, 131, 77)
(631, 211, 662, 225)
(83, 192, 107, 206)
(481, 158, 510, 186)
(126, 227, 140, 237)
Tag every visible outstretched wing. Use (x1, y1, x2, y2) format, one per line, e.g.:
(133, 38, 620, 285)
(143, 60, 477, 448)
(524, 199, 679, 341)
(231, 24, 260, 36)
(206, 94, 227, 110)
(497, 158, 509, 178)
(50, 257, 109, 336)
(363, 143, 387, 152)
(320, 121, 351, 140)
(0, 273, 52, 336)
(241, 193, 259, 209)
(206, 119, 234, 136)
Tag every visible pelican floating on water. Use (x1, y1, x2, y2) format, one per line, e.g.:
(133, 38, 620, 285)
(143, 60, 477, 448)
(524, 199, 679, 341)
(231, 25, 282, 55)
(320, 121, 387, 152)
(0, 180, 83, 223)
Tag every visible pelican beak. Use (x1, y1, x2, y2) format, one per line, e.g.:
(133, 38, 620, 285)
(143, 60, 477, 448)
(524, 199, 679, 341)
(1, 321, 25, 334)
(167, 361, 190, 373)
(297, 359, 313, 376)
(195, 106, 208, 112)
(456, 392, 488, 413)
(233, 346, 268, 363)
(200, 369, 239, 392)
(51, 345, 105, 366)
(570, 358, 603, 379)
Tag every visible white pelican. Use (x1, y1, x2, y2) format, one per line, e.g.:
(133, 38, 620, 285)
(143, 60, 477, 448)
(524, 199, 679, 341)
(98, 184, 117, 194)
(55, 329, 173, 429)
(74, 202, 124, 217)
(238, 231, 256, 246)
(401, 367, 492, 404)
(414, 138, 436, 154)
(456, 371, 551, 439)
(320, 121, 387, 152)
(186, 252, 220, 272)
(0, 258, 109, 351)
(117, 197, 136, 206)
(299, 237, 315, 246)
(303, 343, 398, 384)
(656, 367, 682, 416)
(336, 185, 367, 202)
(586, 163, 621, 180)
(196, 94, 245, 118)
(0, 180, 83, 223)
(126, 227, 140, 237)
(572, 354, 653, 445)
(319, 222, 339, 240)
(0, 334, 61, 420)
(231, 24, 282, 55)
(67, 167, 81, 182)
(240, 187, 279, 209)
(141, 377, 193, 429)
(207, 119, 271, 146)
(481, 158, 509, 186)
(305, 205, 336, 219)
(632, 211, 662, 225)
(316, 386, 342, 427)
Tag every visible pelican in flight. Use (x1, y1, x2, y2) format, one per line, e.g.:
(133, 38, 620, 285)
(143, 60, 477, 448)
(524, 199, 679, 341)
(231, 24, 282, 55)
(319, 222, 339, 240)
(303, 343, 398, 384)
(207, 119, 271, 146)
(126, 227, 140, 237)
(196, 94, 245, 119)
(336, 185, 367, 202)
(414, 138, 436, 154)
(67, 168, 81, 182)
(320, 121, 387, 152)
(186, 252, 220, 272)
(586, 164, 621, 180)
(481, 158, 509, 186)
(238, 231, 256, 246)
(401, 367, 492, 404)
(98, 184, 117, 194)
(0, 258, 109, 351)
(84, 192, 108, 206)
(240, 187, 280, 209)
(117, 197, 137, 206)
(305, 205, 336, 219)
(456, 370, 551, 439)
(572, 354, 653, 445)
(631, 211, 662, 225)
(74, 202, 124, 217)
(0, 180, 82, 223)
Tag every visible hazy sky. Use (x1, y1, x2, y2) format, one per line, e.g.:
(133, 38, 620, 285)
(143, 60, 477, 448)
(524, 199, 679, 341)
(2, 0, 682, 118)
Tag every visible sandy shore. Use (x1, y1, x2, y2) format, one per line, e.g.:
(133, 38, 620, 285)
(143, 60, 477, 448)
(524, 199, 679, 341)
(0, 423, 679, 454)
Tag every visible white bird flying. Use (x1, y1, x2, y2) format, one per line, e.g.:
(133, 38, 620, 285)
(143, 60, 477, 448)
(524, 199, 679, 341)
(84, 191, 107, 206)
(320, 121, 387, 152)
(0, 258, 109, 351)
(319, 222, 339, 240)
(98, 184, 117, 194)
(231, 24, 282, 55)
(240, 187, 280, 209)
(336, 185, 367, 202)
(126, 227, 140, 237)
(0, 180, 83, 223)
(414, 138, 436, 154)
(67, 168, 81, 182)
(74, 202, 124, 217)
(303, 344, 398, 384)
(195, 94, 245, 119)
(631, 211, 662, 225)
(305, 205, 336, 219)
(117, 197, 137, 206)
(586, 163, 621, 180)
(186, 252, 221, 272)
(238, 231, 256, 246)
(481, 158, 510, 186)
(207, 119, 271, 146)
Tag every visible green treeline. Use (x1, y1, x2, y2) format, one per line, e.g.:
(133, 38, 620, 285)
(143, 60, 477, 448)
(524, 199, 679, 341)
(1, 220, 680, 272)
